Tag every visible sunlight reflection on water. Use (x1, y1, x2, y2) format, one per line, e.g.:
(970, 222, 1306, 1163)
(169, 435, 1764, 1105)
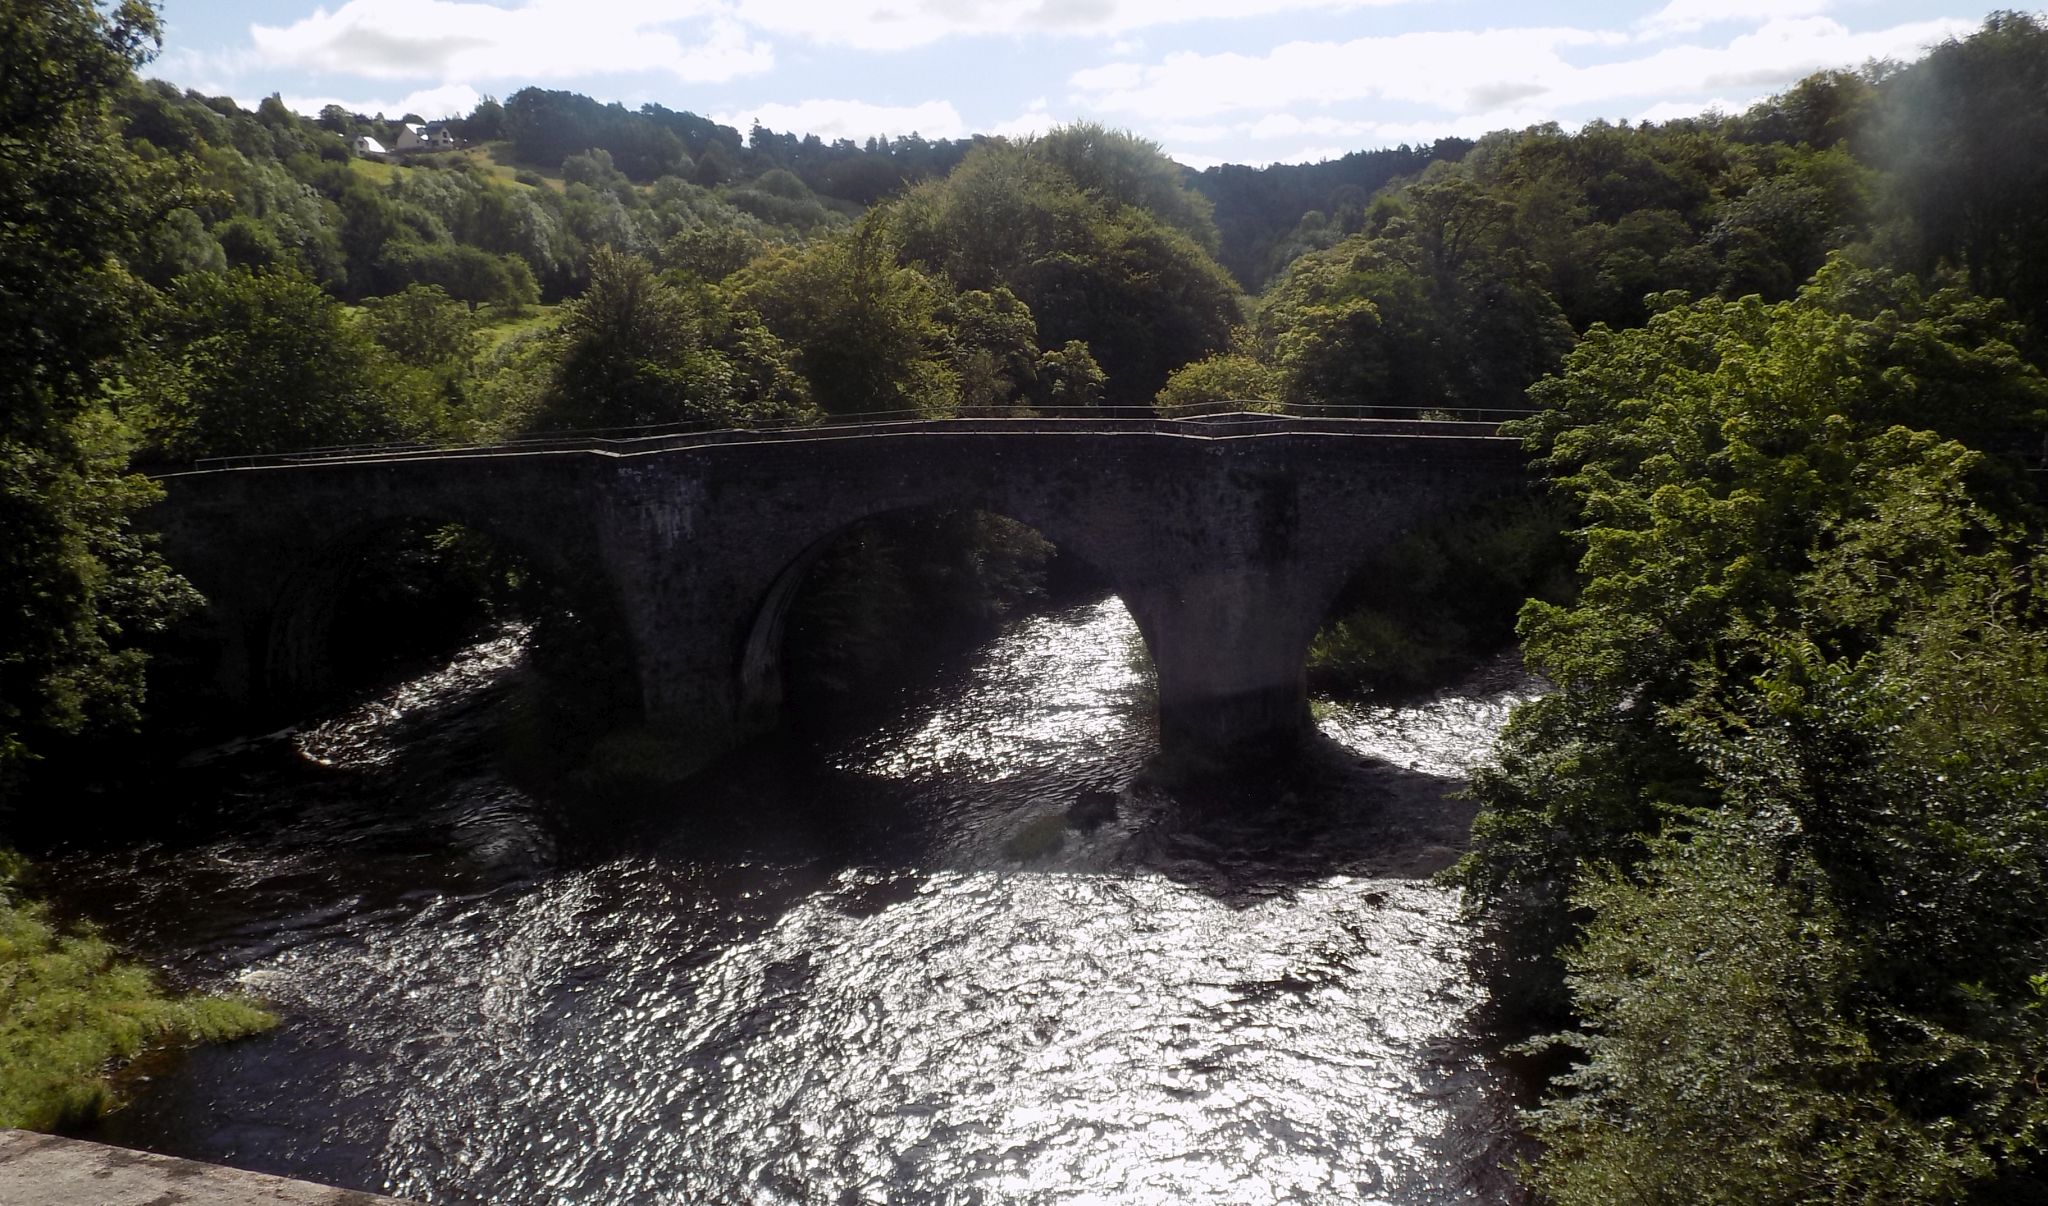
(69, 599, 1533, 1204)
(842, 599, 1155, 783)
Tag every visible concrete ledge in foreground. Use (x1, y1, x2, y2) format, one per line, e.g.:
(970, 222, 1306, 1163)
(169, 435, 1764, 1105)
(0, 1129, 416, 1205)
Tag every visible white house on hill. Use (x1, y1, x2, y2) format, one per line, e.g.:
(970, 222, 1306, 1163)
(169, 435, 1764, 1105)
(352, 134, 388, 157)
(392, 123, 459, 153)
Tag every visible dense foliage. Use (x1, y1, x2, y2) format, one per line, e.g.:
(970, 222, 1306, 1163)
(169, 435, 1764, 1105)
(0, 0, 274, 1131)
(889, 128, 1241, 405)
(1187, 141, 1472, 290)
(1458, 261, 2048, 1200)
(0, 0, 197, 790)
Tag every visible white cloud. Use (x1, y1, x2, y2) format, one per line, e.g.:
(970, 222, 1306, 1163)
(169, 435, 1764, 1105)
(986, 98, 1061, 140)
(1246, 113, 1376, 140)
(1069, 17, 1974, 121)
(1071, 62, 1148, 92)
(148, 45, 250, 90)
(733, 0, 1419, 52)
(249, 0, 773, 83)
(1160, 121, 1234, 143)
(710, 98, 968, 140)
(1638, 0, 1832, 39)
(1070, 28, 1627, 120)
(1566, 17, 1967, 100)
(1634, 96, 1763, 126)
(273, 83, 486, 121)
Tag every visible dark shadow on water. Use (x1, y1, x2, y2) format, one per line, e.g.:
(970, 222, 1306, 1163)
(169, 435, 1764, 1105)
(1115, 731, 1478, 898)
(558, 724, 1477, 911)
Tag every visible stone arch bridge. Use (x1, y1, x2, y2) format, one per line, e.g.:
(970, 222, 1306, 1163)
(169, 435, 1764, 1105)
(147, 415, 1531, 770)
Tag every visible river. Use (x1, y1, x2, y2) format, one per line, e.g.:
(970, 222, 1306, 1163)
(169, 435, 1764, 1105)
(43, 598, 1540, 1204)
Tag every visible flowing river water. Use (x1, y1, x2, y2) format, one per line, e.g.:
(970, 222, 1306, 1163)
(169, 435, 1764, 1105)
(42, 598, 1541, 1204)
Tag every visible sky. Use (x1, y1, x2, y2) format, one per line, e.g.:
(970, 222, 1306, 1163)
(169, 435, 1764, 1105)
(149, 1, 2001, 168)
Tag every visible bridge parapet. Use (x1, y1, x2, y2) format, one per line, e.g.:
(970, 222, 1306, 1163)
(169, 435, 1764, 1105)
(167, 408, 1528, 472)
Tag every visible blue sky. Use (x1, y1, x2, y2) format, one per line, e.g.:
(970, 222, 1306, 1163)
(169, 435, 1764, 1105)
(151, 1, 2001, 167)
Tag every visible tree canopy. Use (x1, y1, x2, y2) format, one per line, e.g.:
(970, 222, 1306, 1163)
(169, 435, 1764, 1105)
(1458, 260, 2048, 1201)
(0, 0, 197, 788)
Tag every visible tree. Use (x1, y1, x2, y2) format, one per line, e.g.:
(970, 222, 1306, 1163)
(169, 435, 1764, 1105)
(661, 222, 761, 282)
(362, 284, 479, 368)
(0, 0, 202, 787)
(1251, 170, 1573, 413)
(942, 287, 1040, 412)
(137, 266, 411, 458)
(1035, 340, 1106, 408)
(1031, 123, 1219, 252)
(1878, 12, 2048, 348)
(736, 217, 958, 416)
(890, 140, 1241, 405)
(1458, 258, 2048, 1200)
(1156, 353, 1281, 412)
(375, 242, 538, 309)
(529, 247, 811, 430)
(461, 95, 504, 142)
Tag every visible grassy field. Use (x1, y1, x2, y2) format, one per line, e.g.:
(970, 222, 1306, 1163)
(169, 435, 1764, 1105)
(465, 142, 564, 191)
(346, 155, 402, 185)
(347, 144, 559, 193)
(477, 304, 560, 354)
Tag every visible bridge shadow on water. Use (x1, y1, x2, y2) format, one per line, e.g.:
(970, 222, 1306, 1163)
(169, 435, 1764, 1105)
(26, 599, 1507, 976)
(564, 715, 1482, 916)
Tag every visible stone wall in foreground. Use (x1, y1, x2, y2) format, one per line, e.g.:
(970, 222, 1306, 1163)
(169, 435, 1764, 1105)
(0, 1129, 415, 1206)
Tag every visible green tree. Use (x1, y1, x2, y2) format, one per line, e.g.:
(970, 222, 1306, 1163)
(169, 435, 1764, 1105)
(137, 266, 410, 458)
(0, 0, 202, 786)
(376, 241, 539, 309)
(1536, 809, 1978, 1205)
(943, 287, 1041, 412)
(1879, 12, 2048, 348)
(736, 218, 958, 416)
(1252, 170, 1574, 413)
(1155, 353, 1281, 412)
(890, 139, 1240, 405)
(1462, 260, 2047, 1015)
(0, 0, 274, 1125)
(1034, 340, 1106, 409)
(530, 247, 812, 430)
(1459, 259, 2048, 1201)
(661, 222, 761, 282)
(1030, 122, 1220, 252)
(361, 283, 480, 369)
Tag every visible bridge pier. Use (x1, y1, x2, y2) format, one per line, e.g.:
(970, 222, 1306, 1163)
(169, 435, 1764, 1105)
(1128, 573, 1320, 767)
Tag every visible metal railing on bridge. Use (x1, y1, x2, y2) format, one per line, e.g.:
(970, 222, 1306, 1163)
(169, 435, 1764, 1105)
(172, 402, 1541, 473)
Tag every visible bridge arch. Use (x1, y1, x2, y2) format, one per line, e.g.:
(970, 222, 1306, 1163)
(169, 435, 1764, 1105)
(151, 455, 622, 723)
(254, 513, 635, 711)
(733, 499, 1152, 730)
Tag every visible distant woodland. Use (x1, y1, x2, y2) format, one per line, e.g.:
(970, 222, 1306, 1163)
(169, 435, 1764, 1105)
(11, 2, 2048, 1198)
